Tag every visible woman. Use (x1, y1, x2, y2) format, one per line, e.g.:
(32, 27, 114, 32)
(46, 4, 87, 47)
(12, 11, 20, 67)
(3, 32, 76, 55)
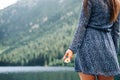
(63, 0, 120, 80)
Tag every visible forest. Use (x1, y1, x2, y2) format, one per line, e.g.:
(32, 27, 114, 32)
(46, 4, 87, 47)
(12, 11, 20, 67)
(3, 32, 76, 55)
(0, 0, 119, 66)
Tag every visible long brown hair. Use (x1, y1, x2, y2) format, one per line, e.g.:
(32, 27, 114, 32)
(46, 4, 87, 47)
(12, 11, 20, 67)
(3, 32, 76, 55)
(84, 0, 120, 22)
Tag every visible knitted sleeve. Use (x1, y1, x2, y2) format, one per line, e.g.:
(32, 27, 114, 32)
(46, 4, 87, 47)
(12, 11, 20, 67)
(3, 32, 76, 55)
(111, 14, 120, 55)
(68, 0, 92, 54)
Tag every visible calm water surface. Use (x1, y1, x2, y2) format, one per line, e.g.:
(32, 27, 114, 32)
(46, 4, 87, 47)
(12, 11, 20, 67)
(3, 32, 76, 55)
(0, 66, 80, 80)
(0, 66, 74, 73)
(0, 67, 119, 80)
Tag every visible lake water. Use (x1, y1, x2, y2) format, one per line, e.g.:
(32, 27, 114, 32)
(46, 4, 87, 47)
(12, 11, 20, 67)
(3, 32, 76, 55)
(0, 66, 74, 73)
(0, 66, 120, 80)
(0, 66, 80, 80)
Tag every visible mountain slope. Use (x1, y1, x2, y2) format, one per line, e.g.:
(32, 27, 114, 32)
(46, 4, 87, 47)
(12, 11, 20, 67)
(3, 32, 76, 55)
(0, 0, 82, 66)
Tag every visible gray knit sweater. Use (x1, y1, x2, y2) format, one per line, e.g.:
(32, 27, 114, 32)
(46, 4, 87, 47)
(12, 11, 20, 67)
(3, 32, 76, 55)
(69, 0, 120, 55)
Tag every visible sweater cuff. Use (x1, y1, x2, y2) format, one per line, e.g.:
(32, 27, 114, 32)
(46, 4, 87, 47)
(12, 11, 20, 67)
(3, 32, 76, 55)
(68, 46, 77, 54)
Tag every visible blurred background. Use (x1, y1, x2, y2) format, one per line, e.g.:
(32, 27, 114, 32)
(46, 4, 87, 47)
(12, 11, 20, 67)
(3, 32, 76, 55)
(0, 0, 80, 66)
(0, 0, 119, 80)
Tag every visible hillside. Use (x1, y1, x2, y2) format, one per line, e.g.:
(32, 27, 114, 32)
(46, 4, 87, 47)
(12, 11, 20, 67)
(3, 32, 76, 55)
(0, 0, 82, 66)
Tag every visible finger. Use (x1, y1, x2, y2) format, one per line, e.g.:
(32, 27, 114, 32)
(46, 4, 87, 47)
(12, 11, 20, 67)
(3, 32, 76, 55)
(68, 55, 72, 60)
(63, 52, 68, 60)
(63, 54, 67, 60)
(68, 53, 73, 60)
(63, 56, 66, 61)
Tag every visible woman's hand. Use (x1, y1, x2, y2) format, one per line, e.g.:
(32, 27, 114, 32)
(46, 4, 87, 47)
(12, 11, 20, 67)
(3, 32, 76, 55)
(63, 49, 74, 62)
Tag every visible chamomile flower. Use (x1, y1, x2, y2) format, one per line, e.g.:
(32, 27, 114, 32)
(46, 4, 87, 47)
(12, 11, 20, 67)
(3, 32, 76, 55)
(64, 58, 71, 63)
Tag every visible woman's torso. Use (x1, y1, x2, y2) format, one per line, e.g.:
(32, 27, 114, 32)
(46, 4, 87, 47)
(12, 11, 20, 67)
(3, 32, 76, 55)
(87, 0, 115, 31)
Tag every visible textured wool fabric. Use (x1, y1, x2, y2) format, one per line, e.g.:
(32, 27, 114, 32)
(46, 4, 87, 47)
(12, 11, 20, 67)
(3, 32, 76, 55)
(69, 0, 120, 76)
